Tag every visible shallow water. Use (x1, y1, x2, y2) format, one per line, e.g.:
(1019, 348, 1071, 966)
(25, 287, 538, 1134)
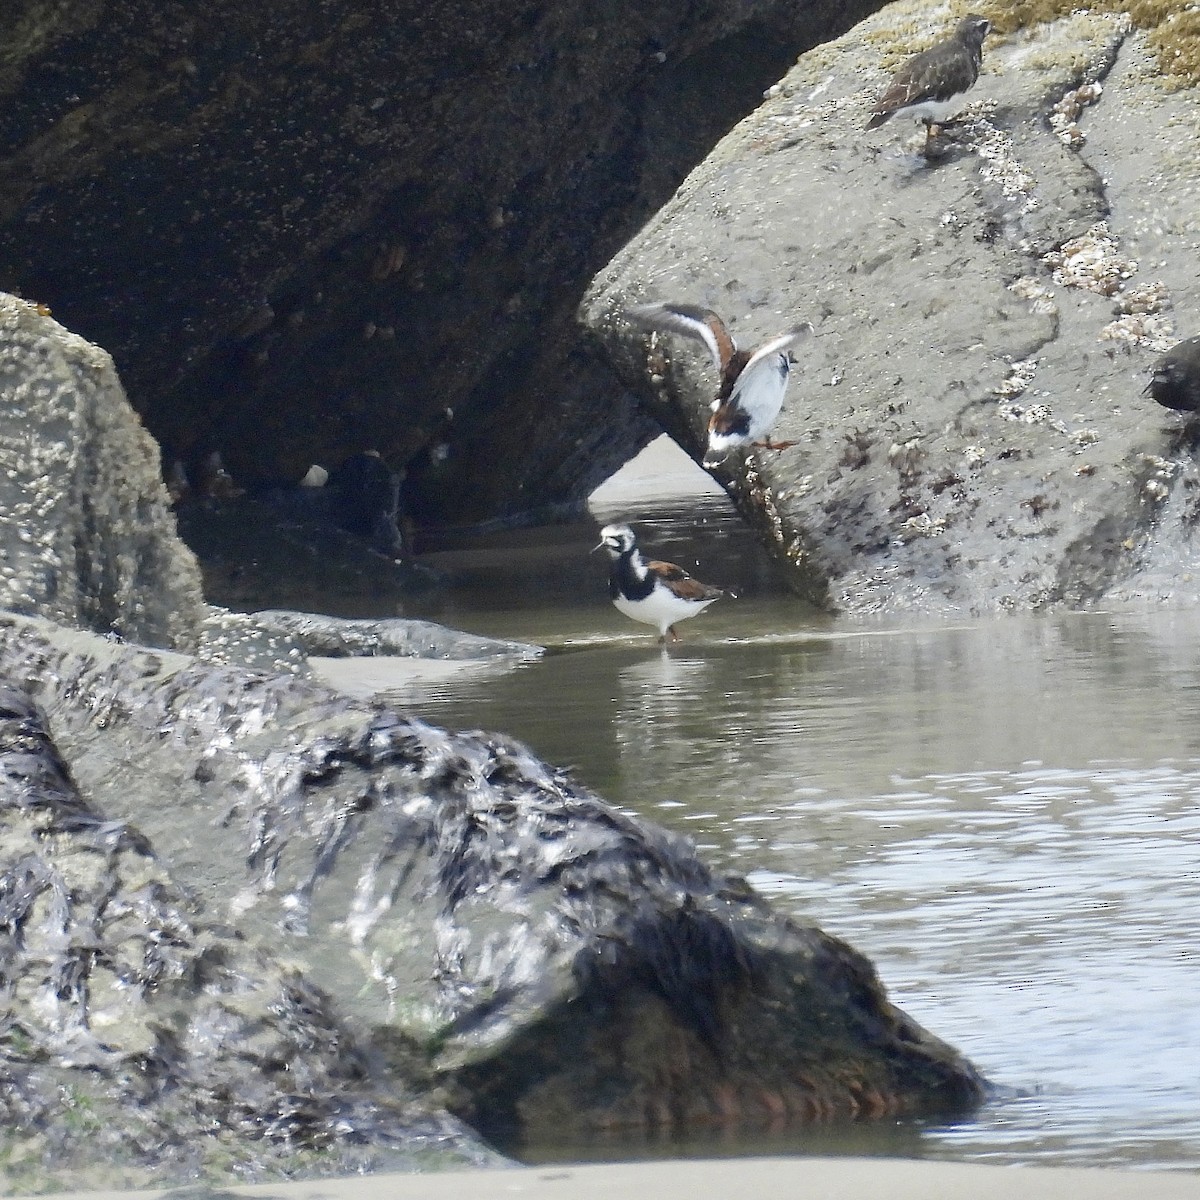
(375, 473, 1200, 1172)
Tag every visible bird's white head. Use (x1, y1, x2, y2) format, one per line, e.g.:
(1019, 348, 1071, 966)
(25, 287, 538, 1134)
(595, 523, 637, 557)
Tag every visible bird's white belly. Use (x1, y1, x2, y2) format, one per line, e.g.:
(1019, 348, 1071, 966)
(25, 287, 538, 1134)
(707, 360, 790, 461)
(614, 587, 715, 634)
(904, 97, 962, 124)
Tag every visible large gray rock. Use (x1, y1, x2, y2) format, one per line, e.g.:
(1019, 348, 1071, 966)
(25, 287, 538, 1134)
(0, 679, 498, 1192)
(0, 295, 206, 647)
(583, 5, 1200, 614)
(0, 290, 538, 672)
(0, 612, 985, 1178)
(0, 0, 891, 528)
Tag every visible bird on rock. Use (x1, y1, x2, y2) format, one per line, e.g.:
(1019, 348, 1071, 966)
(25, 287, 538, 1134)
(626, 302, 812, 467)
(595, 523, 724, 642)
(1145, 335, 1200, 414)
(866, 14, 991, 155)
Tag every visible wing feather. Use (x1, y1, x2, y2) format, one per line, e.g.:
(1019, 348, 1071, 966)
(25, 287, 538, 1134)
(742, 323, 813, 375)
(866, 32, 982, 128)
(647, 560, 723, 601)
(625, 303, 735, 372)
(647, 558, 688, 582)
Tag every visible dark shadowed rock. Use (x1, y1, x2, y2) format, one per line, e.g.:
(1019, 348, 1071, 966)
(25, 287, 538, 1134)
(583, 9, 1200, 614)
(174, 486, 441, 621)
(1145, 335, 1200, 414)
(0, 612, 986, 1172)
(0, 0, 892, 529)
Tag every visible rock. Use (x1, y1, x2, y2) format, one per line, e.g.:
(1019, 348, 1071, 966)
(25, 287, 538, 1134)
(0, 612, 986, 1170)
(0, 295, 206, 649)
(174, 487, 441, 618)
(0, 0, 892, 529)
(326, 450, 407, 555)
(193, 607, 542, 677)
(582, 7, 1200, 614)
(242, 609, 542, 661)
(0, 679, 497, 1191)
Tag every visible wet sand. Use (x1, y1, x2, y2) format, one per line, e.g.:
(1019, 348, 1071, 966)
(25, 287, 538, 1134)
(23, 1157, 1200, 1200)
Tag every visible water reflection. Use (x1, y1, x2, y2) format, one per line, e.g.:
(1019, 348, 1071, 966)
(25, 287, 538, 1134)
(745, 759, 1200, 1171)
(382, 508, 1200, 1170)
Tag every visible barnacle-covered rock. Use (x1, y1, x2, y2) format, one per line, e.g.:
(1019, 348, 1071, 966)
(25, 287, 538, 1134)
(0, 678, 495, 1192)
(0, 296, 206, 650)
(583, 6, 1200, 614)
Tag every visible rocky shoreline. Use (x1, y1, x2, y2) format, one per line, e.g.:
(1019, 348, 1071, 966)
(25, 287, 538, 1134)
(14, 0, 1199, 1187)
(0, 608, 988, 1187)
(0, 286, 986, 1190)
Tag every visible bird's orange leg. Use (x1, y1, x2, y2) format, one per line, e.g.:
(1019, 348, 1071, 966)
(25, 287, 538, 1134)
(921, 120, 945, 159)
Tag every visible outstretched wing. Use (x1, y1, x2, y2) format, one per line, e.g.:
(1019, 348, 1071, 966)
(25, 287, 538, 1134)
(742, 324, 812, 376)
(625, 302, 735, 373)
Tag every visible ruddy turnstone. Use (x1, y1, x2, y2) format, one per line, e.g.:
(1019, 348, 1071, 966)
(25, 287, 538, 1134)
(866, 15, 991, 154)
(627, 302, 812, 467)
(1145, 335, 1200, 414)
(595, 523, 724, 642)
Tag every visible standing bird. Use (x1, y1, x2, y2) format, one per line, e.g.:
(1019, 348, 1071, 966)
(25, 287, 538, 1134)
(1145, 335, 1200, 414)
(626, 302, 812, 468)
(866, 14, 991, 154)
(595, 523, 724, 642)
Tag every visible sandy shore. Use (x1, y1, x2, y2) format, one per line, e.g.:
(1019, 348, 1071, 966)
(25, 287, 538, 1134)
(21, 1157, 1200, 1200)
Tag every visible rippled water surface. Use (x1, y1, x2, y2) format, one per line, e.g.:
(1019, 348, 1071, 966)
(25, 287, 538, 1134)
(376, 465, 1200, 1171)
